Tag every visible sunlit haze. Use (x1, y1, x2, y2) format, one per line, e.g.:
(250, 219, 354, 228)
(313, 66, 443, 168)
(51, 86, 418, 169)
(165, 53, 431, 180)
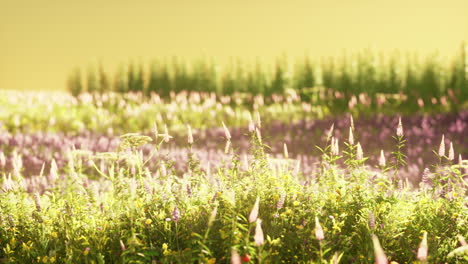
(1, 0, 467, 90)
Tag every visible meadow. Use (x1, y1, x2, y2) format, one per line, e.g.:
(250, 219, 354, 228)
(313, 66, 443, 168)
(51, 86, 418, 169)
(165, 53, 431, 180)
(1, 47, 468, 263)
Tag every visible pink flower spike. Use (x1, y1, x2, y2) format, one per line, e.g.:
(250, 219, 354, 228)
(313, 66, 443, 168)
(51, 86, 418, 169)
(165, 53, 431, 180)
(372, 234, 388, 264)
(349, 127, 354, 145)
(379, 150, 386, 167)
(356, 142, 363, 160)
(249, 196, 260, 223)
(315, 216, 324, 241)
(396, 117, 403, 137)
(417, 231, 428, 261)
(448, 141, 454, 161)
(254, 219, 265, 246)
(438, 134, 445, 157)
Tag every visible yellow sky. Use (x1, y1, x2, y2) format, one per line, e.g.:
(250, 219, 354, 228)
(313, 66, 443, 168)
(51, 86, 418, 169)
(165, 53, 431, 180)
(1, 0, 467, 90)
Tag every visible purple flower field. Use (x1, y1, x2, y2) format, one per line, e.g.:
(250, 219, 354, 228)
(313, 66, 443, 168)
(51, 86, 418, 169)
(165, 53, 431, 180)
(1, 110, 466, 185)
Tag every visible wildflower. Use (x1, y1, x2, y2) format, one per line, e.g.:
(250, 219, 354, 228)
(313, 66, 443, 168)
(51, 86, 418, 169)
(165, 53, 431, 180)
(283, 143, 289, 159)
(49, 256, 56, 263)
(293, 200, 300, 207)
(0, 151, 5, 167)
(249, 197, 260, 223)
(315, 216, 324, 241)
(248, 112, 255, 132)
(326, 123, 334, 142)
(206, 258, 216, 264)
(438, 134, 445, 157)
(145, 218, 152, 225)
(276, 193, 286, 209)
(225, 140, 231, 154)
(49, 159, 58, 182)
(350, 115, 355, 131)
(254, 219, 265, 246)
(448, 141, 454, 161)
(83, 247, 90, 256)
(356, 142, 363, 160)
(379, 150, 386, 167)
(187, 124, 193, 144)
(222, 122, 231, 140)
(331, 137, 339, 156)
(421, 168, 431, 186)
(50, 232, 58, 238)
(349, 127, 354, 145)
(231, 248, 242, 264)
(417, 231, 428, 261)
(42, 256, 48, 263)
(241, 254, 251, 263)
(120, 240, 126, 251)
(172, 206, 180, 223)
(396, 117, 403, 137)
(371, 234, 388, 264)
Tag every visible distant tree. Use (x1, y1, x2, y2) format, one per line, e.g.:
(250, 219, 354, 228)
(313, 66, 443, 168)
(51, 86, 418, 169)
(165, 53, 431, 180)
(67, 69, 82, 96)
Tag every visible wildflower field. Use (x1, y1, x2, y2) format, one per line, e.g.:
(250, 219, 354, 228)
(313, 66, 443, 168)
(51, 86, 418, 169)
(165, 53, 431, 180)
(1, 50, 468, 263)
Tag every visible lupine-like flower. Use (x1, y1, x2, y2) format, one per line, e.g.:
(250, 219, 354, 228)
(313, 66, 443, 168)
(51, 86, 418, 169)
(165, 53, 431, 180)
(222, 122, 231, 140)
(372, 234, 388, 264)
(379, 150, 386, 167)
(172, 206, 180, 223)
(331, 137, 339, 156)
(417, 231, 428, 261)
(49, 159, 58, 182)
(315, 216, 324, 241)
(231, 248, 242, 264)
(349, 127, 354, 145)
(254, 219, 265, 246)
(225, 140, 231, 154)
(187, 124, 193, 145)
(119, 240, 126, 251)
(283, 143, 289, 159)
(438, 134, 445, 157)
(356, 142, 363, 160)
(396, 117, 403, 137)
(448, 141, 454, 161)
(248, 112, 255, 132)
(249, 196, 260, 223)
(350, 115, 355, 131)
(421, 168, 431, 186)
(276, 193, 286, 209)
(326, 123, 334, 142)
(0, 151, 5, 168)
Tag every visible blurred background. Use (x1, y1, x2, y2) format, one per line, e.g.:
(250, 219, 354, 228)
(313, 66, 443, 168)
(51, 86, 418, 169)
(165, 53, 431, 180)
(1, 0, 467, 91)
